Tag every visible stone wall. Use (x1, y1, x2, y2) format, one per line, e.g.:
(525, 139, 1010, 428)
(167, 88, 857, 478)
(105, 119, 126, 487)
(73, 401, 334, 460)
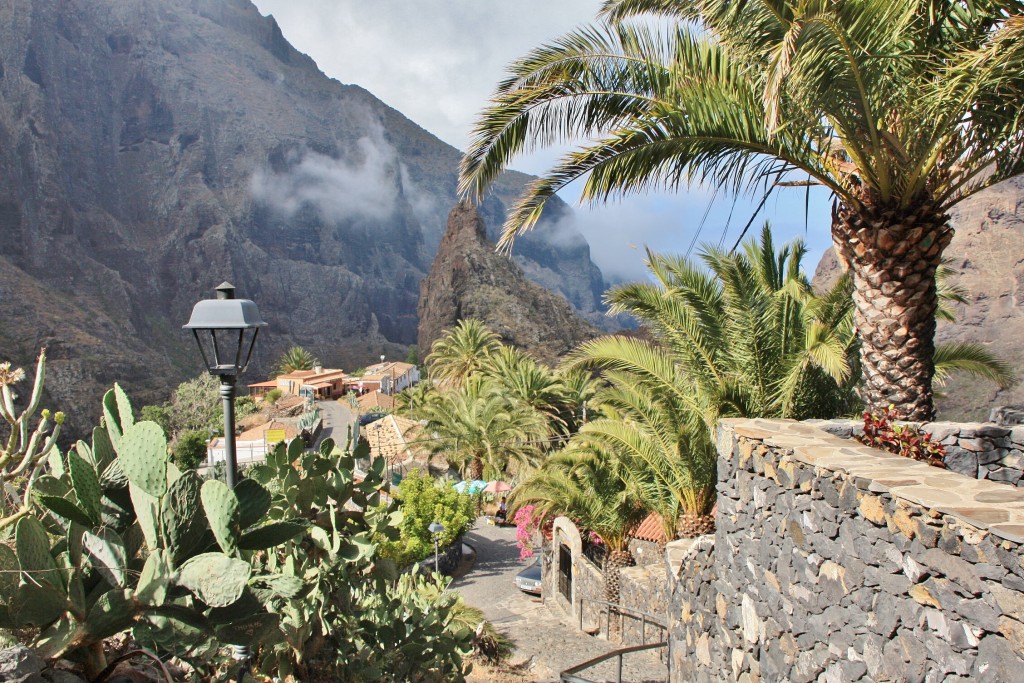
(620, 562, 671, 645)
(629, 537, 664, 567)
(808, 418, 1024, 486)
(669, 419, 1024, 682)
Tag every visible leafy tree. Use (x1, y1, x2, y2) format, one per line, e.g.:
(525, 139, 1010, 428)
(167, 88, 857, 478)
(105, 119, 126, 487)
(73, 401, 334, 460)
(140, 403, 171, 436)
(405, 345, 419, 366)
(273, 345, 320, 375)
(459, 0, 1024, 421)
(425, 319, 501, 388)
(172, 430, 209, 470)
(419, 375, 551, 480)
(379, 470, 476, 566)
(513, 446, 646, 602)
(395, 381, 442, 420)
(481, 346, 568, 431)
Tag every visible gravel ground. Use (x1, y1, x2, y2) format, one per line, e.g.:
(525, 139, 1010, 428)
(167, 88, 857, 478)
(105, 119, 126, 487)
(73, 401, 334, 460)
(452, 518, 667, 682)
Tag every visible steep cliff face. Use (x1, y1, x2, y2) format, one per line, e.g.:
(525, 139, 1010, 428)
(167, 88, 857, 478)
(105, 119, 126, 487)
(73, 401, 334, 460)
(0, 0, 609, 434)
(418, 202, 601, 364)
(812, 176, 1024, 420)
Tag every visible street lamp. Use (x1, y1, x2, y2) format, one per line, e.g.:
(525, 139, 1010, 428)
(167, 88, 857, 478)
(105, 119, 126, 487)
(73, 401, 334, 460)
(183, 282, 266, 489)
(428, 521, 445, 574)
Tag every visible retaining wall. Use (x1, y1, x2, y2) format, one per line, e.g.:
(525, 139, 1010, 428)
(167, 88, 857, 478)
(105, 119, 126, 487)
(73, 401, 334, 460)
(669, 419, 1024, 682)
(808, 419, 1024, 486)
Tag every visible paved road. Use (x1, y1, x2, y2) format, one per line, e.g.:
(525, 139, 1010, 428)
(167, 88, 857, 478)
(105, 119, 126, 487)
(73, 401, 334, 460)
(452, 520, 667, 682)
(315, 399, 354, 451)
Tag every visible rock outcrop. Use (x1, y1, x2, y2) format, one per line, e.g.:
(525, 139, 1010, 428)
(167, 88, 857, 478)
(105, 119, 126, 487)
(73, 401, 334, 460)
(0, 0, 610, 435)
(813, 175, 1024, 420)
(418, 202, 601, 364)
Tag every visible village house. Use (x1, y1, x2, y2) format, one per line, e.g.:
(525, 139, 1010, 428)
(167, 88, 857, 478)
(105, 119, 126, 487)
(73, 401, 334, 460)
(248, 366, 348, 400)
(207, 419, 299, 467)
(351, 361, 420, 395)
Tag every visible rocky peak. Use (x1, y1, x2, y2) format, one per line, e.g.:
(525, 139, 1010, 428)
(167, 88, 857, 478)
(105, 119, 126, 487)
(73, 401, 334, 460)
(418, 202, 602, 364)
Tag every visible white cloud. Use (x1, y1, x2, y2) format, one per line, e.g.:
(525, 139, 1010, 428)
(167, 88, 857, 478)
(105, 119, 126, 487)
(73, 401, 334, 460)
(250, 1, 839, 279)
(250, 117, 401, 222)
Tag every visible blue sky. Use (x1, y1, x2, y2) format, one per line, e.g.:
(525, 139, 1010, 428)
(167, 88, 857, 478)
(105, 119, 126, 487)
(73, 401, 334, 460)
(251, 0, 836, 282)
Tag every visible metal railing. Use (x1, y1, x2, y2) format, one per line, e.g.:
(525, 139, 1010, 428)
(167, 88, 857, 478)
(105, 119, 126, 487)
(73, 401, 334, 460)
(577, 597, 668, 645)
(560, 641, 668, 683)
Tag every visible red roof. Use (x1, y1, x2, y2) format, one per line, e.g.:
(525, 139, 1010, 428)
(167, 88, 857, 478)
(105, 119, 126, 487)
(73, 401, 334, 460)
(630, 512, 668, 543)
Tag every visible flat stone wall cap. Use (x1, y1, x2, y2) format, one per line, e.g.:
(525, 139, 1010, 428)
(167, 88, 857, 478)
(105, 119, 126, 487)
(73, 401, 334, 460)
(976, 489, 1024, 504)
(989, 524, 1024, 544)
(735, 425, 780, 440)
(887, 485, 967, 508)
(941, 506, 1011, 527)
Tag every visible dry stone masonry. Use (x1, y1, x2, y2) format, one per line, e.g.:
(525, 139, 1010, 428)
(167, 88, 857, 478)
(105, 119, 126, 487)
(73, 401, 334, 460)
(806, 419, 1024, 486)
(669, 419, 1024, 682)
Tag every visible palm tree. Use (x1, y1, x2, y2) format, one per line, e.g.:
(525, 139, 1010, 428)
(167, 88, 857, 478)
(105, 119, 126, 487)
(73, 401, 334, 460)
(425, 319, 501, 389)
(459, 0, 1024, 420)
(583, 225, 860, 425)
(419, 376, 551, 480)
(274, 346, 320, 376)
(481, 346, 569, 432)
(513, 447, 647, 602)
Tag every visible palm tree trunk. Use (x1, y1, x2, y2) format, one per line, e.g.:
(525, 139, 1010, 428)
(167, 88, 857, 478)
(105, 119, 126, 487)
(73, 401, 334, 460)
(832, 197, 953, 421)
(602, 548, 634, 604)
(469, 457, 484, 481)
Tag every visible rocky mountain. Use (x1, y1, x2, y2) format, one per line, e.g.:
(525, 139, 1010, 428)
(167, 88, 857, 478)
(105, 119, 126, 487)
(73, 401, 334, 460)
(0, 0, 610, 435)
(813, 176, 1024, 420)
(418, 202, 601, 364)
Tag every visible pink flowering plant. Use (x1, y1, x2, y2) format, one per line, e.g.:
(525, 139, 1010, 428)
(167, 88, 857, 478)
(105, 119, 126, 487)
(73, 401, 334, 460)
(514, 505, 541, 560)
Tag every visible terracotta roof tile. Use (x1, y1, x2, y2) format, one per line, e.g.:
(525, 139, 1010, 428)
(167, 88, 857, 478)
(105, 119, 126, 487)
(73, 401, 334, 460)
(630, 512, 668, 543)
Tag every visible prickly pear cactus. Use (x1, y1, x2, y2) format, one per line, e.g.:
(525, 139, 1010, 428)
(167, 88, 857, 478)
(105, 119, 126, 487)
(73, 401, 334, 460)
(177, 552, 250, 607)
(68, 449, 102, 524)
(117, 422, 168, 498)
(201, 480, 240, 556)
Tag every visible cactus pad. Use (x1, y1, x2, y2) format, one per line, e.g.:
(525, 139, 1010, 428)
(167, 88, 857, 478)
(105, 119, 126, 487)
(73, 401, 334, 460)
(214, 612, 282, 647)
(84, 589, 134, 641)
(118, 422, 168, 498)
(68, 449, 102, 523)
(12, 581, 66, 627)
(238, 520, 309, 550)
(201, 480, 240, 555)
(129, 483, 160, 552)
(39, 496, 93, 527)
(235, 479, 272, 529)
(0, 544, 19, 600)
(136, 549, 172, 606)
(16, 517, 58, 579)
(162, 471, 208, 563)
(82, 527, 127, 588)
(250, 573, 305, 599)
(177, 552, 250, 607)
(92, 425, 116, 473)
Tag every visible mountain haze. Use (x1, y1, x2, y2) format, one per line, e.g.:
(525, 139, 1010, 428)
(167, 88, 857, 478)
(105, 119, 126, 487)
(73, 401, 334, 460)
(0, 0, 610, 434)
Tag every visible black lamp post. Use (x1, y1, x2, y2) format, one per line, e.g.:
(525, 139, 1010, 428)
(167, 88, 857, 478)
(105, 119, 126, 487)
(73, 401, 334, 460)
(183, 282, 266, 489)
(428, 521, 445, 574)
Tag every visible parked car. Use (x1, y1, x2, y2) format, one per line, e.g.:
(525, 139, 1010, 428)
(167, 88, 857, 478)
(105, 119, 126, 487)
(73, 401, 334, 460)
(359, 412, 386, 426)
(514, 555, 542, 595)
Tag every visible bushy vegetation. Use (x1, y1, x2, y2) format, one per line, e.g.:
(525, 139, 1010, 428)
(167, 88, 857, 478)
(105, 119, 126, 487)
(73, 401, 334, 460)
(379, 470, 475, 567)
(273, 345, 320, 375)
(141, 374, 259, 464)
(459, 0, 1024, 422)
(0, 359, 478, 682)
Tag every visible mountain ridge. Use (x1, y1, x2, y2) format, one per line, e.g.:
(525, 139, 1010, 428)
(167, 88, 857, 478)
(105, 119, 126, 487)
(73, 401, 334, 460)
(0, 0, 611, 436)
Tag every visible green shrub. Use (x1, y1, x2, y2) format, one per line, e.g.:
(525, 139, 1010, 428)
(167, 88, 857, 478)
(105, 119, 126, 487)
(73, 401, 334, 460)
(379, 470, 475, 566)
(4, 384, 474, 682)
(264, 388, 283, 403)
(172, 429, 209, 470)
